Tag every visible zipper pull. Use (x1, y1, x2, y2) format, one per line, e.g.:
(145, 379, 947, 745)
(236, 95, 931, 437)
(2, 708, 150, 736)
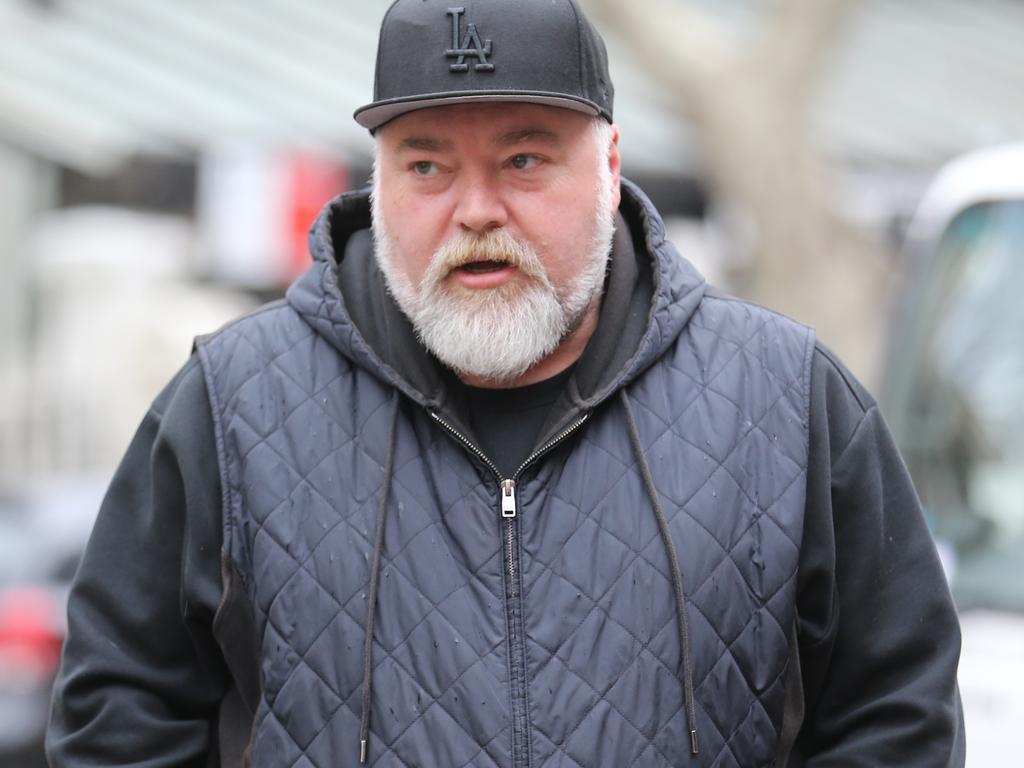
(501, 479, 517, 518)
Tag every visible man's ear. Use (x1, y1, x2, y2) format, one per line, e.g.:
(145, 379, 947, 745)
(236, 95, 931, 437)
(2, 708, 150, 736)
(608, 123, 622, 211)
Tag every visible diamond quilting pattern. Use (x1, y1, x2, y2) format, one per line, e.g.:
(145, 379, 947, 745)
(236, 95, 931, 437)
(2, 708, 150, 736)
(200, 305, 516, 767)
(198, 244, 812, 767)
(521, 298, 812, 767)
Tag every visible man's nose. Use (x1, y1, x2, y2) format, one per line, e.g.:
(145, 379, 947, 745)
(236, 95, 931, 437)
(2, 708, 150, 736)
(453, 176, 509, 233)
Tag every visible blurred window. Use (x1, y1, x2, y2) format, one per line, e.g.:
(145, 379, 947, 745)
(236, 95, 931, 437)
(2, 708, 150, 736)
(899, 201, 1024, 610)
(0, 517, 39, 585)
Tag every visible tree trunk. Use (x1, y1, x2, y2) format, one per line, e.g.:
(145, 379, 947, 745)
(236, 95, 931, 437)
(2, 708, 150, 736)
(585, 0, 891, 383)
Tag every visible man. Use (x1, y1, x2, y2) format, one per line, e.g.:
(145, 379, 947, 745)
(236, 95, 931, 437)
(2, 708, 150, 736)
(48, 0, 965, 765)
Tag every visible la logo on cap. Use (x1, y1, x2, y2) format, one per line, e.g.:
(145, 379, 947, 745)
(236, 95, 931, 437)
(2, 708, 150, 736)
(446, 7, 494, 73)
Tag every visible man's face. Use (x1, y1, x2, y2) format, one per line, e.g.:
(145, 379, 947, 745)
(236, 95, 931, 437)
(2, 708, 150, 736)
(371, 102, 621, 385)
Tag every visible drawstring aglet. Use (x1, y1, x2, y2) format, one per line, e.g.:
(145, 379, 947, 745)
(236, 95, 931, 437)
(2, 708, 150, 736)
(360, 738, 368, 764)
(690, 729, 699, 755)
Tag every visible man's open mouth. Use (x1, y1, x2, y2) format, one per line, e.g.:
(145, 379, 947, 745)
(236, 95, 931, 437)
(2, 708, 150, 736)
(458, 260, 512, 274)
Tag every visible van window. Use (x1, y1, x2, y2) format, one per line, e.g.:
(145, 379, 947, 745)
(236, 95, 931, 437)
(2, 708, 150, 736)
(894, 201, 1024, 610)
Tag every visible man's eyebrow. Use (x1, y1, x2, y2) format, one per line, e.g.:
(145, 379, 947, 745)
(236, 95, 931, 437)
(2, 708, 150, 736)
(395, 137, 454, 153)
(495, 129, 561, 148)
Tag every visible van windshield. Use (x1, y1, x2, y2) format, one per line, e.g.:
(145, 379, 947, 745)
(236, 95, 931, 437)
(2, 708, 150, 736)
(894, 201, 1024, 611)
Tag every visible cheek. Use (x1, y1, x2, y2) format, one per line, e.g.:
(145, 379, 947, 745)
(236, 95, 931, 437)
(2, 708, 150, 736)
(380, 193, 447, 282)
(515, 194, 598, 283)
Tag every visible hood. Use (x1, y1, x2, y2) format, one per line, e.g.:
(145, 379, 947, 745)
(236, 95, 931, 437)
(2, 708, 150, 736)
(286, 178, 706, 443)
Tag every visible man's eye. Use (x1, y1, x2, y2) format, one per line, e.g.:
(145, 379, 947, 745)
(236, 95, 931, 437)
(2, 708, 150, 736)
(412, 161, 438, 176)
(509, 154, 540, 171)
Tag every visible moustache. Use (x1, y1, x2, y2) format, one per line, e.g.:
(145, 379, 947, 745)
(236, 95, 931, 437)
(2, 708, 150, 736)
(428, 229, 547, 281)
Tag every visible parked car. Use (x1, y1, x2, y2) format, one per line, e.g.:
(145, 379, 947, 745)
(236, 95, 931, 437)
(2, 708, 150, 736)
(0, 478, 103, 767)
(881, 143, 1024, 767)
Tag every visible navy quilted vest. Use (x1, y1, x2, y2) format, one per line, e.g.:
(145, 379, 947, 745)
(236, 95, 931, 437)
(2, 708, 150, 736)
(197, 182, 814, 767)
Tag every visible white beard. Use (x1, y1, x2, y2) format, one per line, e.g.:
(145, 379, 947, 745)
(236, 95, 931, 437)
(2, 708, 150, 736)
(371, 130, 616, 384)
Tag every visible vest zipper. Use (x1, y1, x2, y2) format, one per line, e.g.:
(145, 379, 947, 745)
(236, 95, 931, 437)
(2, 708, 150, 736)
(430, 410, 591, 766)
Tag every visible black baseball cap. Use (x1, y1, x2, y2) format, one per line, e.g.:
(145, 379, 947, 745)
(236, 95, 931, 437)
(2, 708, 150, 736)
(354, 0, 614, 132)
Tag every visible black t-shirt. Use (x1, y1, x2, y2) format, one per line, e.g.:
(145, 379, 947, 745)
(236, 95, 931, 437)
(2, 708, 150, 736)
(456, 366, 575, 478)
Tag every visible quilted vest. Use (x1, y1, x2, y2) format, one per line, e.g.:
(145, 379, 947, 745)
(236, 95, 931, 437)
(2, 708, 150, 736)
(196, 183, 814, 767)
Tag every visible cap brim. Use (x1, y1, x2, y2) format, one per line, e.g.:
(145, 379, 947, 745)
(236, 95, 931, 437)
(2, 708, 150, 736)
(354, 92, 604, 132)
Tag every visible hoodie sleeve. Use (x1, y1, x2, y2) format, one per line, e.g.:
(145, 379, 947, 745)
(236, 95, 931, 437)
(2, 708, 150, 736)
(793, 344, 966, 766)
(46, 357, 229, 767)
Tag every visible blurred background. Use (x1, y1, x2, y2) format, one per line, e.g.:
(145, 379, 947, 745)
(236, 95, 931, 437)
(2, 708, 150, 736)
(0, 0, 1021, 764)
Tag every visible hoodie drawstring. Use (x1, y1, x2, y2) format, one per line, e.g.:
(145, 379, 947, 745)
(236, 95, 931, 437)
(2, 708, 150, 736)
(620, 390, 700, 757)
(359, 391, 401, 765)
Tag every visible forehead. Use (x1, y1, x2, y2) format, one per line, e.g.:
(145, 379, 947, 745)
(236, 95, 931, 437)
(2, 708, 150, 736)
(376, 102, 593, 150)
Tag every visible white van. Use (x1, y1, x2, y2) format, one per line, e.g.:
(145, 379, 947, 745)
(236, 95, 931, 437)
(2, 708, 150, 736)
(881, 143, 1024, 766)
